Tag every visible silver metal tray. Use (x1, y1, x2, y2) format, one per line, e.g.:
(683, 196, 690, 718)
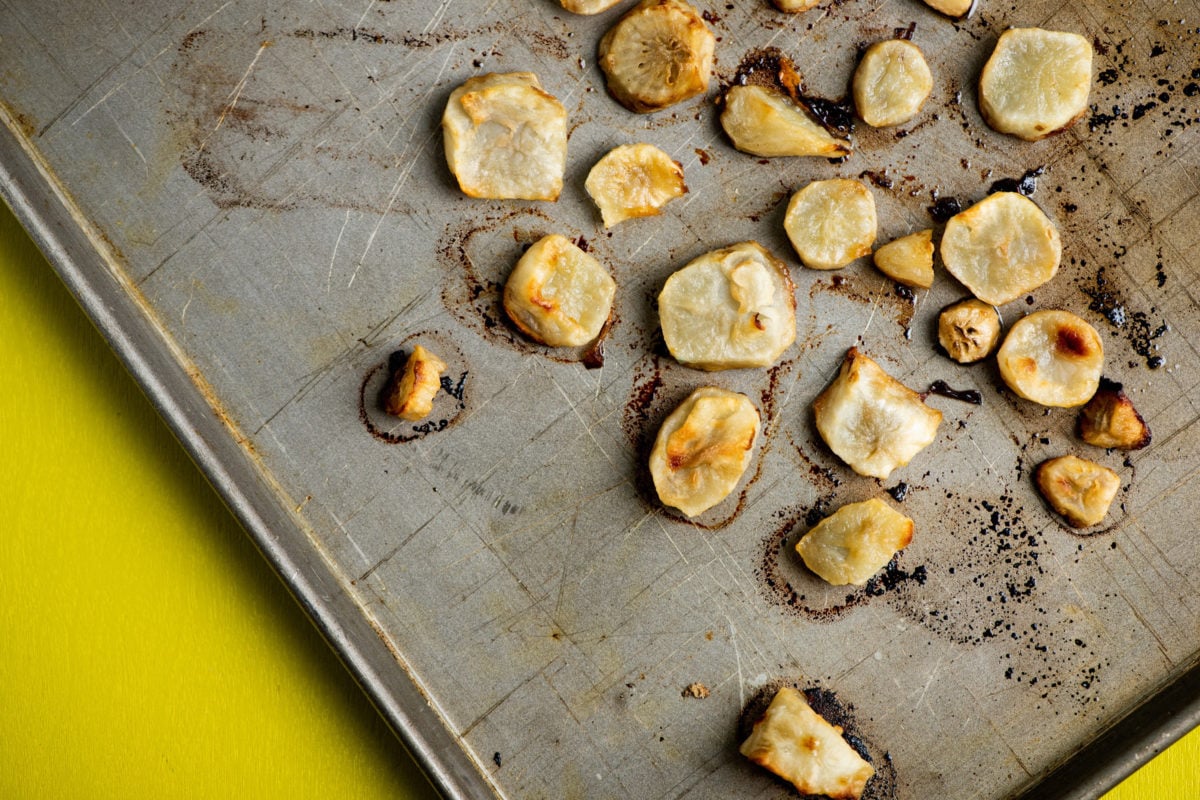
(2, 1, 1198, 797)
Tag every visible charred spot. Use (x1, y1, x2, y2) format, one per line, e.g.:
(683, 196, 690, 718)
(1055, 326, 1092, 357)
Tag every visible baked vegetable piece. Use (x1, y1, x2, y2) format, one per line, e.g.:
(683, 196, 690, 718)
(921, 0, 973, 18)
(740, 687, 875, 800)
(649, 387, 760, 517)
(771, 0, 820, 12)
(853, 40, 933, 128)
(873, 229, 934, 288)
(997, 309, 1103, 407)
(979, 28, 1093, 141)
(658, 241, 797, 370)
(797, 498, 914, 586)
(442, 72, 567, 201)
(503, 234, 617, 347)
(720, 84, 851, 158)
(939, 192, 1061, 306)
(598, 0, 715, 113)
(558, 0, 623, 13)
(585, 143, 687, 228)
(385, 345, 447, 421)
(938, 298, 1001, 364)
(1035, 455, 1120, 528)
(1077, 379, 1151, 450)
(813, 348, 943, 480)
(784, 179, 877, 270)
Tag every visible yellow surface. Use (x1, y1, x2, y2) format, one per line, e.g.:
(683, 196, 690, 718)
(0, 201, 1196, 798)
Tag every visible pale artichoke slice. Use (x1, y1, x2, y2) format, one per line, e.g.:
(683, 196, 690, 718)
(442, 72, 567, 201)
(384, 345, 447, 421)
(559, 0, 624, 13)
(784, 179, 877, 270)
(598, 0, 715, 113)
(503, 234, 617, 347)
(720, 84, 851, 158)
(938, 298, 1001, 363)
(921, 0, 973, 18)
(771, 0, 820, 10)
(797, 498, 914, 586)
(1035, 455, 1120, 528)
(853, 40, 933, 128)
(658, 241, 797, 370)
(585, 143, 687, 228)
(979, 28, 1093, 141)
(649, 386, 760, 517)
(813, 348, 943, 480)
(740, 687, 875, 800)
(997, 309, 1103, 407)
(939, 192, 1061, 306)
(873, 229, 934, 288)
(1077, 379, 1151, 450)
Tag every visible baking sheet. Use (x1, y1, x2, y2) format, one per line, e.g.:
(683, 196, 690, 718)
(1, 0, 1198, 797)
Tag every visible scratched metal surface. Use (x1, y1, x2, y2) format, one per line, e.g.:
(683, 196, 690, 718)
(2, 0, 1199, 797)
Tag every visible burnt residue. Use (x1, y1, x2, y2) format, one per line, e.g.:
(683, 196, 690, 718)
(581, 314, 615, 370)
(987, 165, 1046, 197)
(926, 380, 983, 405)
(1078, 265, 1169, 369)
(723, 48, 854, 137)
(738, 682, 897, 800)
(359, 332, 469, 444)
(886, 482, 909, 503)
(927, 195, 963, 223)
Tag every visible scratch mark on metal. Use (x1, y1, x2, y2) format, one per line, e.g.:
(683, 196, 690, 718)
(327, 208, 352, 290)
(195, 40, 271, 156)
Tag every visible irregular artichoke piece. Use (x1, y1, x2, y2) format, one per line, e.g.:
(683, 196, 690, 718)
(979, 28, 1093, 141)
(938, 298, 1001, 364)
(585, 143, 687, 228)
(740, 687, 875, 800)
(1077, 378, 1152, 450)
(559, 0, 624, 13)
(873, 229, 934, 288)
(720, 84, 851, 158)
(1035, 455, 1120, 528)
(813, 348, 943, 480)
(598, 0, 715, 113)
(649, 386, 760, 517)
(784, 179, 877, 270)
(503, 234, 617, 347)
(921, 0, 973, 18)
(658, 241, 797, 370)
(997, 309, 1103, 407)
(797, 498, 914, 586)
(939, 192, 1061, 306)
(772, 0, 820, 10)
(442, 72, 567, 201)
(853, 40, 933, 128)
(385, 345, 448, 421)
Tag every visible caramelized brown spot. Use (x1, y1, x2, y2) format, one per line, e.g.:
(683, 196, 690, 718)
(1056, 326, 1091, 357)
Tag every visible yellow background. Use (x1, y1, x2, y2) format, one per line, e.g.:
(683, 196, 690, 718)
(0, 201, 1195, 798)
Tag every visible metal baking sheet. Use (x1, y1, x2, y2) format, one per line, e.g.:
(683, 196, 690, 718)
(2, 1, 1198, 797)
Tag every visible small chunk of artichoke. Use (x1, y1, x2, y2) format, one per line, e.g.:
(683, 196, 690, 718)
(720, 84, 851, 158)
(740, 687, 875, 800)
(442, 72, 567, 201)
(1077, 379, 1151, 450)
(385, 345, 448, 421)
(938, 298, 1001, 364)
(997, 309, 1103, 407)
(873, 229, 934, 288)
(1035, 454, 1120, 528)
(649, 386, 760, 517)
(813, 348, 943, 480)
(797, 498, 914, 586)
(503, 234, 617, 347)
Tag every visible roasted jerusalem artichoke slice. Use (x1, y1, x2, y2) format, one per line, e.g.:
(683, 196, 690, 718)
(873, 229, 934, 288)
(921, 0, 973, 19)
(939, 192, 1061, 307)
(1077, 378, 1151, 450)
(979, 28, 1093, 141)
(771, 0, 820, 11)
(385, 345, 447, 421)
(559, 0, 623, 13)
(938, 298, 1001, 363)
(1035, 455, 1120, 528)
(658, 241, 797, 370)
(740, 687, 875, 800)
(784, 179, 877, 270)
(997, 309, 1103, 407)
(503, 234, 617, 348)
(797, 498, 914, 586)
(598, 0, 715, 113)
(585, 143, 687, 228)
(649, 386, 760, 517)
(720, 84, 851, 158)
(853, 40, 933, 128)
(442, 72, 567, 201)
(813, 348, 943, 480)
